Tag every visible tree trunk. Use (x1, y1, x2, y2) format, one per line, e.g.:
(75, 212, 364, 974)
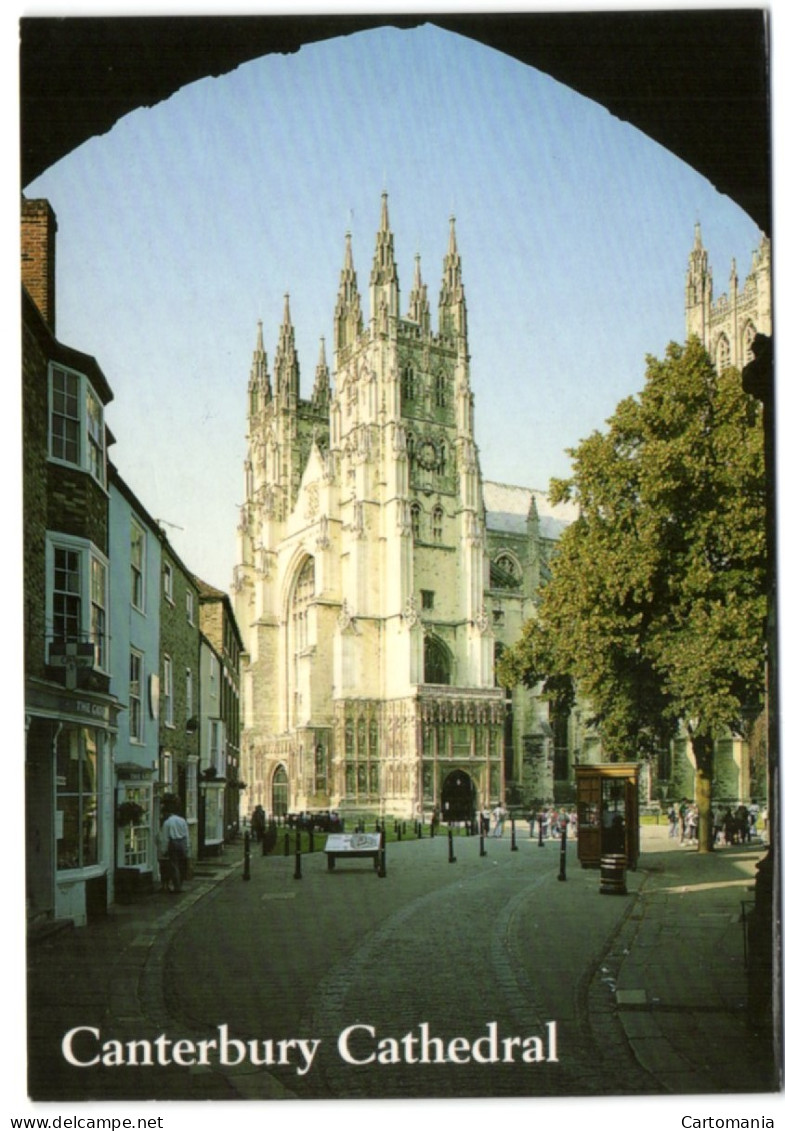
(692, 733, 715, 853)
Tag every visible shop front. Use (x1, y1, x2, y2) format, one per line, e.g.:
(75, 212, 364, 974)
(26, 679, 120, 928)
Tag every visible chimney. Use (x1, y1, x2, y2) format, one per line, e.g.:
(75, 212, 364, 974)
(21, 197, 57, 333)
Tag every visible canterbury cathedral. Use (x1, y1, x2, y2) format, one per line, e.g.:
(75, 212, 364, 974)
(233, 195, 579, 820)
(233, 199, 771, 819)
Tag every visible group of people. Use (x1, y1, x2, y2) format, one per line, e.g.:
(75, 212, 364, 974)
(529, 807, 577, 839)
(667, 798, 765, 846)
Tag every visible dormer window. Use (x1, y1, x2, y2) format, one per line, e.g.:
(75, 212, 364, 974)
(48, 363, 106, 487)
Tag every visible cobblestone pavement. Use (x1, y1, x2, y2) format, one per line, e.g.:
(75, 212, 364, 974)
(26, 827, 780, 1104)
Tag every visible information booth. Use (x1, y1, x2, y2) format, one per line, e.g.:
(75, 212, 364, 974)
(575, 763, 640, 869)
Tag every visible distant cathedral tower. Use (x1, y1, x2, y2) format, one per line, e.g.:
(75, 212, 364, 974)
(234, 195, 513, 819)
(686, 222, 771, 371)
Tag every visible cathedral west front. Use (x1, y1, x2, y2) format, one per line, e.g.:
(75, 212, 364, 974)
(233, 195, 576, 820)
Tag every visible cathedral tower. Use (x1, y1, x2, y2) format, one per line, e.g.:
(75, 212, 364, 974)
(686, 222, 771, 372)
(235, 196, 505, 820)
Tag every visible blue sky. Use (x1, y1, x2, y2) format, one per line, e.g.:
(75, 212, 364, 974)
(25, 20, 765, 594)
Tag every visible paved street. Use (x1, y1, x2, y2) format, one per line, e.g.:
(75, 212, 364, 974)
(27, 826, 779, 1102)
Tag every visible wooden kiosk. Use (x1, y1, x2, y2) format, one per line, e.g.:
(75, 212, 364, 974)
(575, 762, 640, 870)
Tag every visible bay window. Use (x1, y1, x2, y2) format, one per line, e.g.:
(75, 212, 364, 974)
(48, 363, 106, 486)
(47, 534, 109, 673)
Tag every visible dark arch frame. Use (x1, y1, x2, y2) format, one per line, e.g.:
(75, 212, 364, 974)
(20, 13, 770, 233)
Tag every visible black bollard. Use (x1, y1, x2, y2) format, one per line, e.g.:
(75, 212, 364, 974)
(378, 829, 387, 878)
(448, 828, 456, 863)
(538, 818, 544, 847)
(558, 825, 567, 881)
(430, 817, 435, 838)
(417, 820, 422, 839)
(397, 823, 402, 841)
(294, 831, 302, 879)
(284, 831, 290, 856)
(480, 830, 487, 858)
(511, 818, 518, 852)
(243, 831, 251, 881)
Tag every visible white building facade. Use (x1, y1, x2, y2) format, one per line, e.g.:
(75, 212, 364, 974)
(234, 196, 518, 820)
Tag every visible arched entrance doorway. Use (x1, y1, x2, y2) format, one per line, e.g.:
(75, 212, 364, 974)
(272, 764, 289, 817)
(441, 769, 476, 823)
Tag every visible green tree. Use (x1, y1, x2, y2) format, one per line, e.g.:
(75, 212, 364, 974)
(499, 338, 767, 851)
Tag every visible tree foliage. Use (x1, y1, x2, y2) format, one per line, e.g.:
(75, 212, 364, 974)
(500, 338, 767, 850)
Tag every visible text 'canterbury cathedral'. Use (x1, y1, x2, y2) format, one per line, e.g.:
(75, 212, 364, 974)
(233, 194, 578, 820)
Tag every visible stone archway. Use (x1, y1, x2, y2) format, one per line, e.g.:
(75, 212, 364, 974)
(440, 768, 476, 823)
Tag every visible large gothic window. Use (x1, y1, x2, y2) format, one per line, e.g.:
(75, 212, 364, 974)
(432, 505, 443, 543)
(292, 556, 315, 652)
(490, 552, 520, 589)
(715, 333, 731, 373)
(424, 634, 451, 685)
(434, 371, 449, 409)
(289, 555, 315, 728)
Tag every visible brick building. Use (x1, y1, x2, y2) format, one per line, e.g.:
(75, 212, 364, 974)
(196, 579, 244, 851)
(23, 197, 121, 926)
(159, 542, 202, 846)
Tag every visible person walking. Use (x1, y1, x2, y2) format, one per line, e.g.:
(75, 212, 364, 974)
(160, 799, 190, 892)
(667, 804, 679, 839)
(492, 803, 506, 838)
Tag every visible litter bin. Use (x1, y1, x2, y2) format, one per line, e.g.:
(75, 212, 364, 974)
(599, 853, 627, 895)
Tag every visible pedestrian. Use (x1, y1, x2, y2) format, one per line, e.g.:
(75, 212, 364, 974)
(160, 799, 190, 892)
(722, 807, 737, 845)
(251, 804, 266, 843)
(735, 803, 750, 844)
(492, 803, 506, 838)
(540, 807, 550, 839)
(667, 804, 679, 839)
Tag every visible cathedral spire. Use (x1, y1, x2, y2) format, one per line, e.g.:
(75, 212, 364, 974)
(408, 253, 430, 332)
(312, 336, 331, 412)
(370, 191, 399, 325)
(685, 222, 712, 343)
(248, 319, 271, 418)
(274, 293, 300, 405)
(439, 215, 467, 340)
(334, 231, 363, 353)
